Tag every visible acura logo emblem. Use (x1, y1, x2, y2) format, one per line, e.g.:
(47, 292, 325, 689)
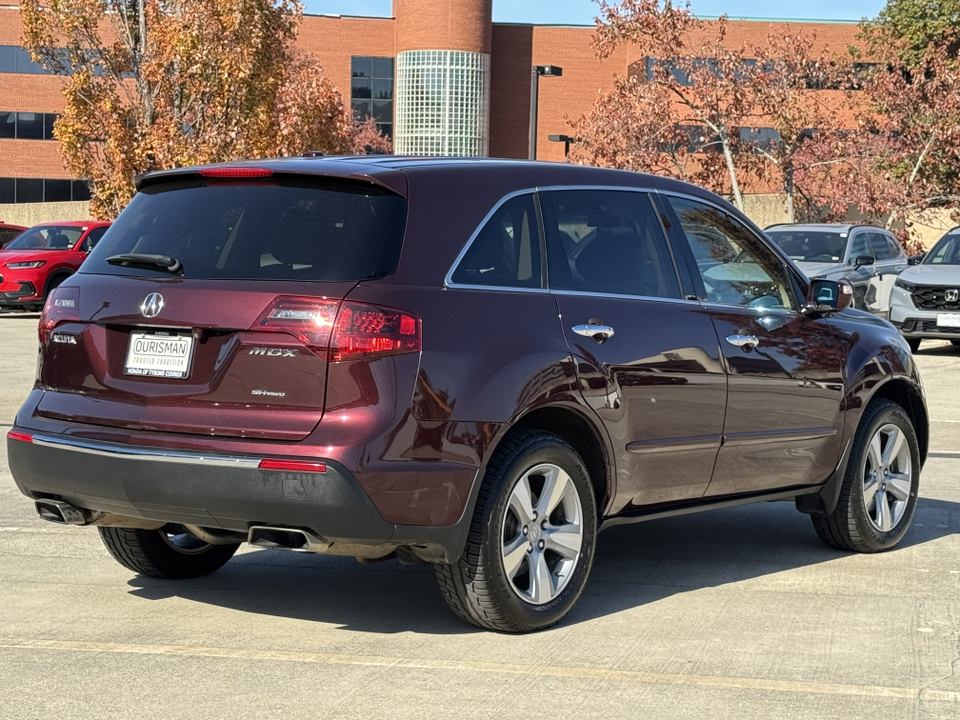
(946, 289, 959, 303)
(140, 292, 164, 318)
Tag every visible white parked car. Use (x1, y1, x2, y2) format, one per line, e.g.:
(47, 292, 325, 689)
(890, 226, 960, 352)
(765, 223, 908, 318)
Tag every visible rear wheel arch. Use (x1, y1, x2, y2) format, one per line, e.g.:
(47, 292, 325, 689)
(507, 405, 612, 519)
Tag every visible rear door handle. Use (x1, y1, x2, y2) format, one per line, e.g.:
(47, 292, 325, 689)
(572, 324, 615, 342)
(725, 334, 759, 350)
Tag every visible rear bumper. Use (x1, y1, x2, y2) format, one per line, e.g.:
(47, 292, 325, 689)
(7, 431, 474, 563)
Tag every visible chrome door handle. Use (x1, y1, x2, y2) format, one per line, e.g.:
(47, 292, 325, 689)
(726, 334, 759, 350)
(572, 324, 615, 342)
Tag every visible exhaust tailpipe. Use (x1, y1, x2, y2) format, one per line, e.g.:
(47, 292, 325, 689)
(36, 499, 88, 526)
(248, 526, 329, 553)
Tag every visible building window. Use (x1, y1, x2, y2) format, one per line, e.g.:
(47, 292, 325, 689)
(0, 45, 52, 74)
(0, 178, 91, 204)
(0, 111, 59, 140)
(351, 56, 394, 139)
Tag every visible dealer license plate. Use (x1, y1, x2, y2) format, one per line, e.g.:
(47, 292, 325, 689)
(936, 314, 960, 328)
(124, 332, 195, 378)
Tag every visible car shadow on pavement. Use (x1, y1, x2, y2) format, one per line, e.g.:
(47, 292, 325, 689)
(124, 496, 958, 634)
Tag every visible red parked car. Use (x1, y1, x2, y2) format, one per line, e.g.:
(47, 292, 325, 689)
(7, 158, 927, 632)
(0, 222, 27, 249)
(0, 221, 111, 310)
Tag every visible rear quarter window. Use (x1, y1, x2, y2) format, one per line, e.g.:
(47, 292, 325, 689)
(82, 177, 407, 282)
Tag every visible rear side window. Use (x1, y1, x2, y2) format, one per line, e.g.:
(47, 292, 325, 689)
(544, 189, 681, 299)
(868, 232, 895, 261)
(83, 178, 407, 282)
(450, 193, 542, 288)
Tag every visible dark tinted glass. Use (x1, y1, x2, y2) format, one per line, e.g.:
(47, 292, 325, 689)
(767, 230, 847, 263)
(16, 112, 44, 139)
(80, 226, 108, 251)
(451, 194, 542, 288)
(868, 232, 894, 260)
(0, 112, 14, 138)
(373, 79, 393, 100)
(44, 113, 57, 140)
(372, 57, 394, 78)
(44, 179, 72, 202)
(351, 78, 372, 99)
(0, 46, 17, 72)
(545, 190, 680, 299)
(0, 178, 14, 203)
(351, 56, 373, 78)
(16, 178, 44, 203)
(72, 181, 91, 201)
(83, 178, 407, 282)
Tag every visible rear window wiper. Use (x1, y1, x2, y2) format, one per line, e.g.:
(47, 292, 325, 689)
(106, 253, 183, 275)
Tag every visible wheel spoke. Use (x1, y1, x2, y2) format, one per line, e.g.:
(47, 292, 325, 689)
(529, 551, 555, 605)
(874, 489, 892, 532)
(886, 473, 912, 502)
(862, 475, 880, 509)
(536, 466, 571, 518)
(868, 433, 883, 471)
(544, 525, 582, 559)
(881, 428, 905, 467)
(509, 476, 535, 526)
(502, 535, 529, 579)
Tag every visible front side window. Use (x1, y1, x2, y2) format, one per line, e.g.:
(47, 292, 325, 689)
(544, 189, 680, 299)
(451, 194, 541, 289)
(668, 196, 796, 310)
(849, 232, 870, 262)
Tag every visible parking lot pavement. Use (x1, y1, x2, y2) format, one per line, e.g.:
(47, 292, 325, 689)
(0, 313, 957, 720)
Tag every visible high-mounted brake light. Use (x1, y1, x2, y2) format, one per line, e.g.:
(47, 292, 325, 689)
(7, 430, 33, 444)
(198, 167, 273, 179)
(258, 458, 327, 473)
(254, 296, 421, 362)
(39, 286, 80, 344)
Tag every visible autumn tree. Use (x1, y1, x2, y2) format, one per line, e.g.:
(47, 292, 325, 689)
(859, 0, 960, 65)
(21, 0, 388, 219)
(575, 0, 760, 210)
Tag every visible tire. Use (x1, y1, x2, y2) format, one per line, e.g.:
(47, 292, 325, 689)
(434, 430, 597, 632)
(98, 525, 240, 579)
(907, 338, 921, 353)
(951, 340, 960, 347)
(812, 399, 920, 553)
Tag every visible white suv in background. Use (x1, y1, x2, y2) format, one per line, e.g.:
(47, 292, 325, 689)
(890, 227, 960, 352)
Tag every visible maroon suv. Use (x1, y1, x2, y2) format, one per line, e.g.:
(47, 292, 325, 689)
(7, 157, 927, 632)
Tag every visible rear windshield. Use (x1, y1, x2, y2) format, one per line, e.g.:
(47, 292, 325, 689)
(766, 230, 847, 263)
(5, 225, 84, 251)
(82, 177, 407, 282)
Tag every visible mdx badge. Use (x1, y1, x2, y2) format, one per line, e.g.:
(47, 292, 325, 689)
(140, 293, 164, 318)
(248, 347, 297, 357)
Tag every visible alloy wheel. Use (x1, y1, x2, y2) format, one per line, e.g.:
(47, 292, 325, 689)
(500, 462, 584, 605)
(862, 423, 913, 532)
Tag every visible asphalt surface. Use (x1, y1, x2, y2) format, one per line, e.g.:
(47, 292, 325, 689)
(0, 311, 957, 720)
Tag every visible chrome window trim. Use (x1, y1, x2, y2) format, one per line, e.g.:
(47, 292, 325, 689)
(549, 288, 701, 306)
(29, 434, 263, 468)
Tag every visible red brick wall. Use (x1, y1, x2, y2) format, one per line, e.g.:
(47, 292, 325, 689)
(394, 0, 491, 54)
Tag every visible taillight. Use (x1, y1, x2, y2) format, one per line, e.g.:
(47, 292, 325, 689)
(258, 458, 326, 473)
(39, 286, 80, 344)
(7, 430, 33, 444)
(255, 296, 421, 362)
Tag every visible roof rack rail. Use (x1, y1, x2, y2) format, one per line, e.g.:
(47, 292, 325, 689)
(301, 151, 325, 158)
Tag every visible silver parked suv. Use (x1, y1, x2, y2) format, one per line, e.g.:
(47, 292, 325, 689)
(890, 226, 960, 352)
(765, 224, 908, 317)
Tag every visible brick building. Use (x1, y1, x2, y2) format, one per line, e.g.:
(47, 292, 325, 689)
(0, 0, 861, 209)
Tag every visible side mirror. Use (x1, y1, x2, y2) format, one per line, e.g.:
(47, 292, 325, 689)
(854, 254, 875, 268)
(908, 253, 925, 266)
(804, 279, 853, 314)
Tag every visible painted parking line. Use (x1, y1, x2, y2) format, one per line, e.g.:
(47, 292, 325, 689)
(0, 638, 956, 703)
